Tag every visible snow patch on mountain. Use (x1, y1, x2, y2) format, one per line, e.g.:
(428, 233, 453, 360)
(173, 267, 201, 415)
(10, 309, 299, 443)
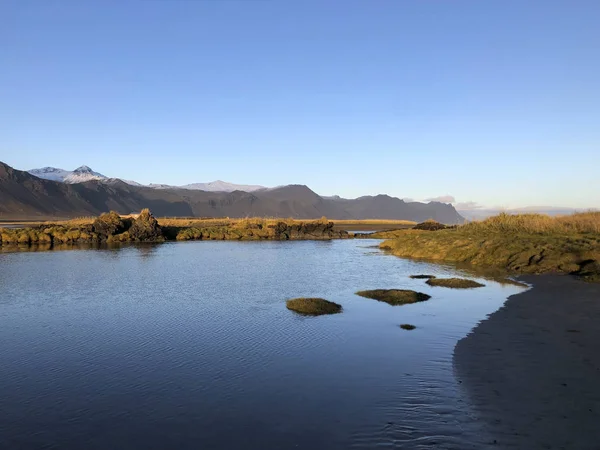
(181, 180, 265, 192)
(28, 167, 72, 182)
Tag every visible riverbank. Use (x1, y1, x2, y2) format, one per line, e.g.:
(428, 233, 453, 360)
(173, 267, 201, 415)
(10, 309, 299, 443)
(454, 275, 600, 449)
(376, 213, 600, 282)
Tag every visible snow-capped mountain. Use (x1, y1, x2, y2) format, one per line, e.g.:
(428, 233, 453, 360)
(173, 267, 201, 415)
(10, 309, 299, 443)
(29, 165, 107, 183)
(28, 167, 72, 182)
(28, 166, 266, 192)
(63, 166, 107, 183)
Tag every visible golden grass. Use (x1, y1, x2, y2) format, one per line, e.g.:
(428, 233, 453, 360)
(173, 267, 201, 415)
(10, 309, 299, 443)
(379, 212, 600, 281)
(4, 215, 417, 229)
(461, 211, 600, 234)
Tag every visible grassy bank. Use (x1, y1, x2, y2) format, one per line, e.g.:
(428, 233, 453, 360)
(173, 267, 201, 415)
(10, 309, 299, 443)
(0, 212, 353, 246)
(378, 212, 600, 281)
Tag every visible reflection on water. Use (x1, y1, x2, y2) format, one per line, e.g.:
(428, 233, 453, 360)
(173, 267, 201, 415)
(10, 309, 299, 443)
(0, 240, 524, 449)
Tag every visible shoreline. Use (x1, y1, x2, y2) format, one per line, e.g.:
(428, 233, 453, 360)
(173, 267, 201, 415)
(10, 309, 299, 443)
(453, 275, 600, 449)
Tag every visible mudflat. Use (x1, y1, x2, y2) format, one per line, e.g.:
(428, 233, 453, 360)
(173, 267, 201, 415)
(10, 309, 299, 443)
(454, 275, 600, 449)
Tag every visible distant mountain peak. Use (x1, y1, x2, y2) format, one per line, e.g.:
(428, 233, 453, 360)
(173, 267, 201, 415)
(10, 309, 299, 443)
(73, 165, 94, 173)
(29, 165, 106, 184)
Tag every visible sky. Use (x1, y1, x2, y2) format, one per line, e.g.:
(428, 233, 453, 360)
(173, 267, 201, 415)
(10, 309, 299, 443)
(1, 1, 599, 209)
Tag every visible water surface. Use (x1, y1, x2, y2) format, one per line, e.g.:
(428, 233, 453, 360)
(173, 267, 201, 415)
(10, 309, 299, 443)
(0, 240, 523, 449)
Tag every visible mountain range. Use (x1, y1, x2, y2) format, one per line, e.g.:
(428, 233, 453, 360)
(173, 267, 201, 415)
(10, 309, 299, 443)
(28, 166, 266, 192)
(0, 162, 465, 223)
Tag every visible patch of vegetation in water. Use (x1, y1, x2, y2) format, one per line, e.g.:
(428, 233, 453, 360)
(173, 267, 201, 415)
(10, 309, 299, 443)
(426, 278, 485, 288)
(286, 298, 342, 316)
(410, 274, 436, 279)
(355, 289, 431, 305)
(400, 324, 416, 330)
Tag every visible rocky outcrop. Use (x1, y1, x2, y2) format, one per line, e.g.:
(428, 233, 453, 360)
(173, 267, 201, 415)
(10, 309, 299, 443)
(413, 220, 449, 231)
(128, 209, 163, 241)
(93, 211, 127, 237)
(271, 221, 348, 240)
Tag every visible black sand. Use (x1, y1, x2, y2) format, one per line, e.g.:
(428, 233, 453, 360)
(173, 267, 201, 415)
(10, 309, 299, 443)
(454, 275, 600, 449)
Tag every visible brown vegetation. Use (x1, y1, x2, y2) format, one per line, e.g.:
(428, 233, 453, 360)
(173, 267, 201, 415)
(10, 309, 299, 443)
(286, 298, 342, 316)
(426, 278, 485, 288)
(355, 289, 431, 305)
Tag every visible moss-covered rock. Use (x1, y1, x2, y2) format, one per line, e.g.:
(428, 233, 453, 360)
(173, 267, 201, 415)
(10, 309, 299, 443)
(93, 211, 126, 237)
(286, 298, 342, 316)
(128, 209, 164, 241)
(355, 289, 431, 305)
(426, 278, 485, 288)
(413, 220, 448, 231)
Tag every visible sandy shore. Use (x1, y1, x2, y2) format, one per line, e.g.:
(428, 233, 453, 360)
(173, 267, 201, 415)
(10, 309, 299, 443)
(454, 275, 600, 449)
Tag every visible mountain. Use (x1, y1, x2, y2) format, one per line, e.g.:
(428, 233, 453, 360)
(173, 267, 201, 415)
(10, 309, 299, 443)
(28, 165, 265, 192)
(1, 161, 465, 223)
(28, 167, 72, 182)
(29, 165, 107, 183)
(181, 181, 265, 192)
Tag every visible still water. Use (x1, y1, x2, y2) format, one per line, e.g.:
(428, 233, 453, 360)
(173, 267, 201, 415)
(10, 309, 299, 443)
(0, 240, 522, 449)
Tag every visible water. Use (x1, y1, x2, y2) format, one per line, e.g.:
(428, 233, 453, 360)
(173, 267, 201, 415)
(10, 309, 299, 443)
(0, 240, 523, 449)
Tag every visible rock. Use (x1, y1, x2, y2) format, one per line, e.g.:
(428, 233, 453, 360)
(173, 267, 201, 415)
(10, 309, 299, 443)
(355, 289, 431, 305)
(92, 211, 125, 237)
(128, 209, 164, 241)
(413, 220, 448, 231)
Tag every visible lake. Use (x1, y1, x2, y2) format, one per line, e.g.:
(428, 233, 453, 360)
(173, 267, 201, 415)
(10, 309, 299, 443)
(0, 240, 523, 449)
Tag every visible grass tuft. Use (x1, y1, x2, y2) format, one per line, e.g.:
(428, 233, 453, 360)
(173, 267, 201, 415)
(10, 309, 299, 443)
(286, 298, 342, 316)
(355, 289, 431, 305)
(426, 278, 485, 289)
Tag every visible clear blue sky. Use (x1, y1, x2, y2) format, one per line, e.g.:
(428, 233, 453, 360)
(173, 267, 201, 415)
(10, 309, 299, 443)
(1, 1, 599, 209)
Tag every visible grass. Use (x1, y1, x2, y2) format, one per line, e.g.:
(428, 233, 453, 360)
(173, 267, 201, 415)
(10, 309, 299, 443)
(461, 211, 600, 234)
(426, 278, 485, 288)
(355, 289, 431, 305)
(400, 324, 416, 330)
(410, 274, 436, 279)
(286, 298, 342, 316)
(379, 212, 600, 281)
(0, 214, 355, 246)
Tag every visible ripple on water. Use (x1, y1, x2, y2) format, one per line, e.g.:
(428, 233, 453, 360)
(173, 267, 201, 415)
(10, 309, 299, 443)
(0, 240, 524, 449)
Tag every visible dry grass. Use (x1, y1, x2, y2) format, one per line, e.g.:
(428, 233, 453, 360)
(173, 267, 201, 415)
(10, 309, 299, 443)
(379, 212, 600, 281)
(461, 211, 600, 234)
(355, 289, 431, 305)
(5, 215, 417, 230)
